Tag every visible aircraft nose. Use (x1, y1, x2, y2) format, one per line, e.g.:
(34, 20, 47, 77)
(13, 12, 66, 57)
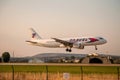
(104, 39, 107, 43)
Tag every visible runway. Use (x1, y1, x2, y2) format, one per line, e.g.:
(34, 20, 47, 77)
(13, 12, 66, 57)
(0, 63, 120, 66)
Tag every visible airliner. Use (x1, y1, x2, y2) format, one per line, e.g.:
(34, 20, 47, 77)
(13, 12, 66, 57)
(26, 28, 107, 52)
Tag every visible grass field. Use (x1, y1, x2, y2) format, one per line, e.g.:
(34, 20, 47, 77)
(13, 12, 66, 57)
(0, 65, 119, 74)
(0, 64, 120, 80)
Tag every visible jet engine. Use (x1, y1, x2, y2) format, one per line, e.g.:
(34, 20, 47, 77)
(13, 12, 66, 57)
(73, 43, 84, 49)
(59, 44, 65, 48)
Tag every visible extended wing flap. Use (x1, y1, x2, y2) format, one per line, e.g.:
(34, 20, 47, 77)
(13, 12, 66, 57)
(52, 38, 73, 47)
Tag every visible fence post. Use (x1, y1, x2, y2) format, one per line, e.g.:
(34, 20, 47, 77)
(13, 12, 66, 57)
(80, 66, 83, 80)
(46, 65, 48, 80)
(11, 65, 14, 80)
(117, 67, 119, 80)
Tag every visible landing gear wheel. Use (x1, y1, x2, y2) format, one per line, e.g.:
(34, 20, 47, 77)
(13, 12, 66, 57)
(95, 47, 97, 50)
(69, 49, 72, 52)
(66, 48, 69, 52)
(66, 48, 72, 52)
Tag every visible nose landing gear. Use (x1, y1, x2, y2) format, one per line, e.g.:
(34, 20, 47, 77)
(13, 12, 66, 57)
(95, 45, 98, 50)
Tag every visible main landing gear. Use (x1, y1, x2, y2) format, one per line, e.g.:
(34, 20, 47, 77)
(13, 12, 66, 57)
(66, 48, 72, 52)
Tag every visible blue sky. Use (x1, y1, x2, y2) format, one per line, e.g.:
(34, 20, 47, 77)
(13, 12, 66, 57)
(0, 0, 120, 57)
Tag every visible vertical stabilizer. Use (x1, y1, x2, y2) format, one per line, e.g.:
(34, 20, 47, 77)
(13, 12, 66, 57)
(29, 28, 42, 39)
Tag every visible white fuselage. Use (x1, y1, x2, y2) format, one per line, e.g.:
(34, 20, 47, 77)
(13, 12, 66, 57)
(26, 28, 107, 52)
(27, 37, 107, 48)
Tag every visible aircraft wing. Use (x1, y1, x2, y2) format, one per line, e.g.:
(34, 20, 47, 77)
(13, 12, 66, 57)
(52, 38, 73, 47)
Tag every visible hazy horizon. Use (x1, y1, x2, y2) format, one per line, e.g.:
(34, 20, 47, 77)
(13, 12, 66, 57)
(0, 0, 120, 57)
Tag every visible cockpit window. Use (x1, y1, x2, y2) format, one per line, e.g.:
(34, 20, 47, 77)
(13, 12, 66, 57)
(99, 37, 103, 39)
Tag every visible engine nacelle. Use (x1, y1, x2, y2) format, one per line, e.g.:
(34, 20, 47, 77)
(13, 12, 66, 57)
(59, 44, 65, 48)
(73, 43, 84, 49)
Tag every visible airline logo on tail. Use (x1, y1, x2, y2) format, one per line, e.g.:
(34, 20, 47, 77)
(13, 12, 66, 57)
(32, 33, 36, 38)
(26, 28, 107, 52)
(30, 28, 42, 39)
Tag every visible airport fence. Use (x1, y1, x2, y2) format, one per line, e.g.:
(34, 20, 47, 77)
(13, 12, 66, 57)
(0, 64, 120, 80)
